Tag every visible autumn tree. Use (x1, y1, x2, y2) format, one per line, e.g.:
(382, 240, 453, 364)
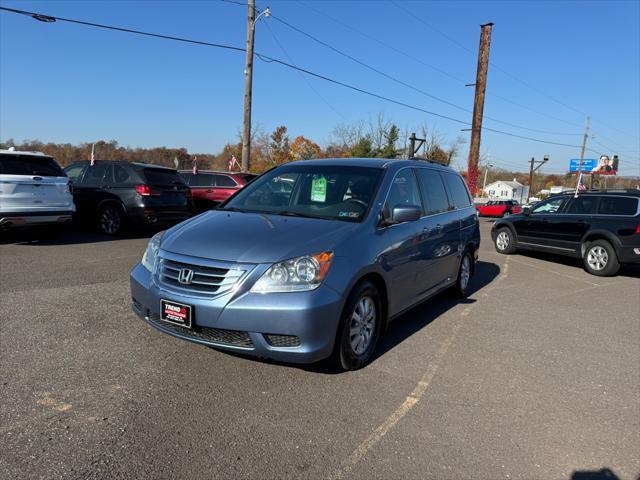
(269, 126, 291, 165)
(290, 136, 321, 160)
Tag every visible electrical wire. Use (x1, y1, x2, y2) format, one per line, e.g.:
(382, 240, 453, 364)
(388, 0, 639, 142)
(0, 5, 604, 154)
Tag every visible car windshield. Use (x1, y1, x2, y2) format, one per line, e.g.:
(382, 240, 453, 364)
(222, 164, 383, 222)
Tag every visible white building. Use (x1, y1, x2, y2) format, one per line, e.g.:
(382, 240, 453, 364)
(549, 186, 573, 195)
(484, 179, 530, 202)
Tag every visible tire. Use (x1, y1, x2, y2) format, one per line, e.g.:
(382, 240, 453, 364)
(494, 227, 516, 254)
(452, 249, 473, 298)
(333, 281, 382, 371)
(583, 240, 620, 276)
(98, 204, 125, 235)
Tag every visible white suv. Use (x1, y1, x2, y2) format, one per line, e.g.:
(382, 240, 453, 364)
(0, 148, 75, 228)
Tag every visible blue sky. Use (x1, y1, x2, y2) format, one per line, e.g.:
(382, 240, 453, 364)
(1, 0, 639, 175)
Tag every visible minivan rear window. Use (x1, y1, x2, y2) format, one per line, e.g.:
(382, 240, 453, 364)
(142, 168, 186, 186)
(597, 196, 638, 216)
(0, 154, 65, 177)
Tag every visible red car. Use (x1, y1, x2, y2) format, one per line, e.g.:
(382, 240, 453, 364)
(179, 170, 257, 211)
(476, 200, 522, 217)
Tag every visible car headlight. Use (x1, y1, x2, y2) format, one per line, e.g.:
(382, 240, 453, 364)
(250, 252, 334, 293)
(141, 231, 164, 272)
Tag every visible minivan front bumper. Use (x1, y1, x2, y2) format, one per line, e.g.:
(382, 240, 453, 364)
(130, 262, 344, 364)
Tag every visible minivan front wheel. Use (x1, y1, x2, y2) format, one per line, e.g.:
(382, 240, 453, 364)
(98, 204, 124, 235)
(452, 250, 473, 298)
(334, 281, 382, 371)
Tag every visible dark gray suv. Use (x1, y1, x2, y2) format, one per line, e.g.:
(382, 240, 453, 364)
(130, 159, 480, 370)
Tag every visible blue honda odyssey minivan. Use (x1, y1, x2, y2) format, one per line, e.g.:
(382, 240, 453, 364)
(130, 158, 480, 370)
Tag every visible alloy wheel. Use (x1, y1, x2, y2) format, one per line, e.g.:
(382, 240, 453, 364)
(496, 231, 510, 251)
(460, 255, 471, 291)
(349, 296, 376, 355)
(100, 207, 121, 235)
(587, 246, 608, 271)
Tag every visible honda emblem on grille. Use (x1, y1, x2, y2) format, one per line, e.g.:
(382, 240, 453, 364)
(178, 268, 194, 285)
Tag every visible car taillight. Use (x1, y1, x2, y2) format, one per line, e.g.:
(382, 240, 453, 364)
(135, 185, 160, 196)
(636, 224, 640, 234)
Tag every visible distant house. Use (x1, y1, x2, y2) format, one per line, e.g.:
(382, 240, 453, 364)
(484, 179, 530, 202)
(549, 186, 574, 195)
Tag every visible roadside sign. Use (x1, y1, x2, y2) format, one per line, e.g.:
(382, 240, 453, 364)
(569, 159, 597, 173)
(569, 156, 618, 175)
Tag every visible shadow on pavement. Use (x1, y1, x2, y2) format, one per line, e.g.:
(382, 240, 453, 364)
(517, 250, 640, 279)
(0, 224, 160, 246)
(298, 259, 501, 374)
(571, 467, 620, 480)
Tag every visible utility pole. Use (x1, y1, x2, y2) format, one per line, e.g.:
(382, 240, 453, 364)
(578, 116, 590, 189)
(527, 154, 549, 202)
(407, 132, 425, 159)
(241, 0, 257, 173)
(466, 22, 493, 197)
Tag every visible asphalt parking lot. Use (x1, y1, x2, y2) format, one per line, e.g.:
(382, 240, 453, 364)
(1, 219, 638, 480)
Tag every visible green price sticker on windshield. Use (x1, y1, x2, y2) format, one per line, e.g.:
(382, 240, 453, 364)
(311, 175, 327, 202)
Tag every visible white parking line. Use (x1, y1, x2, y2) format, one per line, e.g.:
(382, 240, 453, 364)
(508, 257, 601, 287)
(327, 257, 511, 480)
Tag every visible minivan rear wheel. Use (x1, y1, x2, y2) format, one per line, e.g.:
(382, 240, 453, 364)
(98, 204, 125, 235)
(333, 281, 382, 371)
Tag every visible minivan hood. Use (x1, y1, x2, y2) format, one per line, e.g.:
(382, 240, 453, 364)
(160, 210, 358, 264)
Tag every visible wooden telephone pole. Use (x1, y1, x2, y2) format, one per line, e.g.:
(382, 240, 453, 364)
(241, 0, 256, 173)
(467, 22, 493, 197)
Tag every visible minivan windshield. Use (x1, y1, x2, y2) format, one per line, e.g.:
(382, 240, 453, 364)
(222, 164, 383, 222)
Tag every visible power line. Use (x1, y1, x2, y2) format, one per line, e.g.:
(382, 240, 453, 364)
(262, 20, 347, 121)
(269, 9, 585, 137)
(388, 0, 639, 142)
(0, 5, 602, 154)
(296, 0, 584, 135)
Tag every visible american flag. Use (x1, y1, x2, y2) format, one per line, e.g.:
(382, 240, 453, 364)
(228, 155, 239, 172)
(192, 157, 198, 175)
(90, 143, 95, 167)
(574, 173, 586, 197)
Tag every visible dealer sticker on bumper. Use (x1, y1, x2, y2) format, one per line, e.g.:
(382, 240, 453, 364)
(160, 299, 192, 329)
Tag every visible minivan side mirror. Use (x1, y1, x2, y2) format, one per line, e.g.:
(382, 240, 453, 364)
(390, 204, 422, 224)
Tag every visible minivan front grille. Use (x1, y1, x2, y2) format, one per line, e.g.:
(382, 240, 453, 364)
(159, 258, 244, 296)
(148, 313, 254, 349)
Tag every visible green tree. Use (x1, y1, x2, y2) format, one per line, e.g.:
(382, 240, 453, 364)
(380, 124, 399, 158)
(350, 136, 374, 158)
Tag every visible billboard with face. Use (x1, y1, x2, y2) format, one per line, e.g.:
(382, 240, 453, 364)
(592, 155, 619, 175)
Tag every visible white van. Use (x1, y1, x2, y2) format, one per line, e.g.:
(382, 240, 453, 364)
(0, 148, 75, 228)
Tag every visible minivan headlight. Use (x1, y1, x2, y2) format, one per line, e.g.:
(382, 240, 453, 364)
(141, 231, 164, 272)
(250, 252, 334, 293)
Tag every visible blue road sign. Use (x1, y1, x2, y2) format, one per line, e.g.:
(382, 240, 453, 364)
(569, 159, 597, 172)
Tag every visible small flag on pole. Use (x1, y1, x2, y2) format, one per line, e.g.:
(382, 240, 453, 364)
(192, 157, 198, 175)
(574, 173, 586, 197)
(90, 143, 96, 167)
(228, 155, 238, 172)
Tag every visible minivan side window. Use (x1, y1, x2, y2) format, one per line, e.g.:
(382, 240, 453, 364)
(385, 169, 422, 212)
(444, 173, 472, 209)
(415, 169, 449, 215)
(598, 196, 638, 216)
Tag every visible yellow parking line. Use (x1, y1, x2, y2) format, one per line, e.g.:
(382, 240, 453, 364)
(327, 257, 511, 480)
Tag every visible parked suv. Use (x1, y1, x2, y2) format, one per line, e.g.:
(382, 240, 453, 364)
(0, 149, 75, 228)
(130, 159, 480, 370)
(179, 170, 257, 211)
(492, 190, 640, 276)
(64, 161, 191, 235)
(477, 200, 522, 217)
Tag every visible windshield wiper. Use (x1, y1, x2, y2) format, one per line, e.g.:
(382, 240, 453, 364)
(219, 206, 247, 213)
(276, 211, 325, 220)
